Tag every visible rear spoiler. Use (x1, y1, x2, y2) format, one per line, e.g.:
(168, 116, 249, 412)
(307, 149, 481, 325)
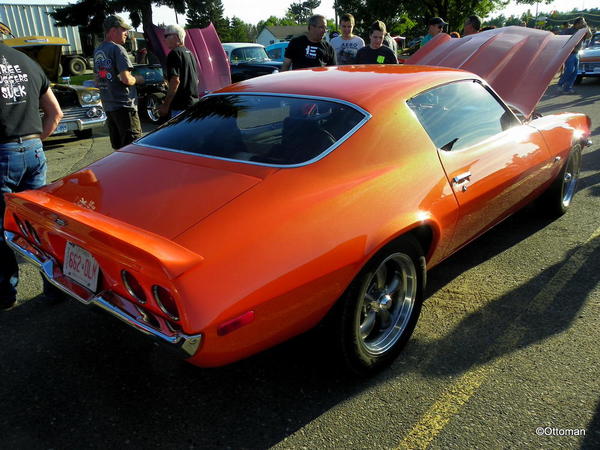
(144, 23, 231, 96)
(5, 190, 203, 280)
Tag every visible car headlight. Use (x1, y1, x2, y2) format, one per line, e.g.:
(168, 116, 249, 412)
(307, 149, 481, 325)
(91, 92, 100, 102)
(82, 93, 92, 103)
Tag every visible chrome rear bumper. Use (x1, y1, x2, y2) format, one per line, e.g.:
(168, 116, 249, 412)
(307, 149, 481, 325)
(5, 230, 202, 357)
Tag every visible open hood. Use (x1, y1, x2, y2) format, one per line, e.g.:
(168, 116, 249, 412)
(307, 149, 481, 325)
(1, 36, 67, 82)
(145, 23, 231, 96)
(406, 26, 588, 119)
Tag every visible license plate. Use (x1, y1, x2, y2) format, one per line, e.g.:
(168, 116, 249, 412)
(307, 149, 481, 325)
(54, 124, 68, 134)
(63, 241, 99, 291)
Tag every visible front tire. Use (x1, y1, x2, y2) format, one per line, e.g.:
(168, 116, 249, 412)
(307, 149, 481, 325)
(539, 143, 582, 216)
(334, 236, 425, 376)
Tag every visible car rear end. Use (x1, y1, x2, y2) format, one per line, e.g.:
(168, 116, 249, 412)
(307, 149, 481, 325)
(4, 189, 204, 357)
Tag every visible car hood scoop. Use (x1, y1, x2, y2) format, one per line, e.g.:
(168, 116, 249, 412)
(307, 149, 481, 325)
(407, 26, 589, 119)
(43, 149, 266, 239)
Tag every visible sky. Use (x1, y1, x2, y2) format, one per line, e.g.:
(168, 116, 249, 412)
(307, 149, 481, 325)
(13, 0, 594, 27)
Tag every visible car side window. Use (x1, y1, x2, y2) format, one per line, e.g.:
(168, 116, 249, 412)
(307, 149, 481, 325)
(268, 48, 281, 60)
(407, 80, 518, 151)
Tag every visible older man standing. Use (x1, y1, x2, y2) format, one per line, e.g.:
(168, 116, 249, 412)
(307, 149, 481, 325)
(463, 15, 482, 36)
(94, 15, 144, 149)
(282, 14, 337, 71)
(0, 44, 63, 310)
(158, 24, 199, 118)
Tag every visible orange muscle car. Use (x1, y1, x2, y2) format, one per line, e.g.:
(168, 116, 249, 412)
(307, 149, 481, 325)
(3, 27, 592, 375)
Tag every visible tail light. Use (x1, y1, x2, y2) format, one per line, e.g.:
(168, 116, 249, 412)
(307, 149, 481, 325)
(25, 221, 41, 245)
(153, 285, 179, 321)
(121, 270, 147, 303)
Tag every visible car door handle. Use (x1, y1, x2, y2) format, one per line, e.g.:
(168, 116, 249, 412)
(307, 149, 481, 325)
(453, 172, 471, 184)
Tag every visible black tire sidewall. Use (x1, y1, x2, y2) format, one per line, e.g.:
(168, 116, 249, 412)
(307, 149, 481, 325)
(336, 236, 425, 376)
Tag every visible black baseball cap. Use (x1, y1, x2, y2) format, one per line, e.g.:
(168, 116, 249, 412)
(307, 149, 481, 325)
(428, 17, 448, 27)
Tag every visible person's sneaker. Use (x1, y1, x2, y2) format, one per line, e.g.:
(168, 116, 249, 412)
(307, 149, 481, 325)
(0, 296, 17, 311)
(564, 88, 576, 94)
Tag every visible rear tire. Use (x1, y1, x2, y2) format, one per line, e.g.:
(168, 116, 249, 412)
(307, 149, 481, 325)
(333, 236, 425, 376)
(574, 75, 582, 85)
(539, 143, 582, 216)
(68, 57, 86, 76)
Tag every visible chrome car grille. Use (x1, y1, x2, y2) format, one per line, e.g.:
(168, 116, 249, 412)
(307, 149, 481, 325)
(62, 105, 105, 120)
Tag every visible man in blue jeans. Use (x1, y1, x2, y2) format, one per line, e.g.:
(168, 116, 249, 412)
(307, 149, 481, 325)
(0, 44, 63, 310)
(558, 17, 591, 94)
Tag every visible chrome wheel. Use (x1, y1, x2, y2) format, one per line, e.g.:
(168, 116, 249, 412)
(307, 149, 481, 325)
(561, 145, 582, 209)
(145, 94, 162, 123)
(355, 252, 418, 356)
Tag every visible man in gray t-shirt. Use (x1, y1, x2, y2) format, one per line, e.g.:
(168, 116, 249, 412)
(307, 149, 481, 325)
(94, 15, 144, 149)
(330, 13, 365, 65)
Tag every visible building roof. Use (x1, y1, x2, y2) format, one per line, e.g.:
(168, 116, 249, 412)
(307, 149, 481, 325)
(263, 26, 306, 40)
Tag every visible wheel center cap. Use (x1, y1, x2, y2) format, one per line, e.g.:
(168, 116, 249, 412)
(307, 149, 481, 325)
(378, 294, 392, 310)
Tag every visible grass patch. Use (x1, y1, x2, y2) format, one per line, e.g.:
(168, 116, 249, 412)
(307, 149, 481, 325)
(67, 73, 94, 85)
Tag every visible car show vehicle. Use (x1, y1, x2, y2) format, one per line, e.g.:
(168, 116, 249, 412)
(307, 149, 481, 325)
(265, 41, 288, 62)
(576, 31, 600, 83)
(222, 43, 282, 82)
(3, 27, 592, 375)
(131, 63, 168, 123)
(1, 35, 106, 138)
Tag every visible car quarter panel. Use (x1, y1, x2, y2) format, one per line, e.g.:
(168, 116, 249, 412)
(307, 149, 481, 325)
(171, 101, 460, 366)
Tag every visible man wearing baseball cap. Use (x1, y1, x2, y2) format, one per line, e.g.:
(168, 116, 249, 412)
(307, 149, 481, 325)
(420, 17, 447, 47)
(94, 15, 144, 149)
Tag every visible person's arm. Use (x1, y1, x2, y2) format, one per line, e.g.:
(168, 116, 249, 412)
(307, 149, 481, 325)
(158, 76, 180, 116)
(118, 69, 144, 86)
(281, 57, 292, 71)
(39, 88, 63, 140)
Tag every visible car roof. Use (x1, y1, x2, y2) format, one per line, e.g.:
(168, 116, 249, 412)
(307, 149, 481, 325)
(222, 43, 265, 49)
(218, 65, 474, 111)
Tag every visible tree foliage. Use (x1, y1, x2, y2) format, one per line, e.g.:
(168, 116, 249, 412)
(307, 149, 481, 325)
(186, 0, 228, 35)
(334, 0, 508, 35)
(286, 1, 321, 23)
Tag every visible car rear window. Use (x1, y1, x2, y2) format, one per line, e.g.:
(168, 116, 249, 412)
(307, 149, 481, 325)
(136, 94, 367, 166)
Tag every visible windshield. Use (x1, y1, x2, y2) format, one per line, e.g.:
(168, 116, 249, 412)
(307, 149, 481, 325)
(230, 46, 270, 62)
(136, 94, 367, 166)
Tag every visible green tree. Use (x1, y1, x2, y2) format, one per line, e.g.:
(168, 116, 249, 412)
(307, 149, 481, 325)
(334, 0, 508, 35)
(51, 0, 186, 36)
(186, 0, 229, 39)
(226, 16, 254, 42)
(287, 1, 321, 23)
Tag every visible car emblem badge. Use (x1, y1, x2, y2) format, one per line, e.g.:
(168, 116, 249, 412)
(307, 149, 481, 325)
(55, 218, 67, 227)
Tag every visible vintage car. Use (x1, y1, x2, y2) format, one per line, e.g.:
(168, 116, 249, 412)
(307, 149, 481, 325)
(130, 63, 168, 123)
(3, 27, 592, 375)
(1, 36, 106, 139)
(265, 41, 289, 62)
(222, 43, 282, 83)
(576, 31, 600, 83)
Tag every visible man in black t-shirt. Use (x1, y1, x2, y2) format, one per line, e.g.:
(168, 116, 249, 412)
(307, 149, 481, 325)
(355, 21, 398, 65)
(0, 44, 63, 310)
(282, 14, 337, 71)
(158, 24, 199, 118)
